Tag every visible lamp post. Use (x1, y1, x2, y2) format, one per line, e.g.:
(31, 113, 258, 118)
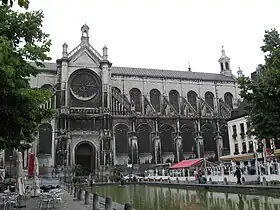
(9, 155, 13, 188)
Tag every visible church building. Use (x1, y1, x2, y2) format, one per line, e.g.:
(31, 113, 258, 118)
(11, 24, 241, 174)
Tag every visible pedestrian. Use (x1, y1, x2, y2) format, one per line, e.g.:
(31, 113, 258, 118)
(234, 167, 242, 185)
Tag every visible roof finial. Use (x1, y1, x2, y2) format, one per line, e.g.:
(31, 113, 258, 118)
(221, 45, 226, 56)
(188, 61, 192, 71)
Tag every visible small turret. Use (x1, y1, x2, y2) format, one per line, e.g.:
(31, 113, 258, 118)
(103, 45, 108, 61)
(81, 24, 89, 45)
(218, 46, 232, 76)
(62, 43, 68, 58)
(237, 66, 243, 78)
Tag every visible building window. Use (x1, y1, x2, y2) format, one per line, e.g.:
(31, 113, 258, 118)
(246, 122, 251, 136)
(242, 142, 247, 154)
(240, 123, 245, 139)
(232, 125, 237, 139)
(248, 141, 254, 153)
(234, 144, 239, 155)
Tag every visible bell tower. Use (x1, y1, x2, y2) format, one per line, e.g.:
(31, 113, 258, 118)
(218, 46, 232, 76)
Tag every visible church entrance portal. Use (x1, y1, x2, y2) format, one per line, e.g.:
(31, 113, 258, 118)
(75, 141, 96, 176)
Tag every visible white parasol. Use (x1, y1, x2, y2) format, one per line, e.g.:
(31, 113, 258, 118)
(31, 156, 40, 197)
(16, 151, 25, 196)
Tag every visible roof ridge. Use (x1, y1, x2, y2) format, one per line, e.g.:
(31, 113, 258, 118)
(112, 66, 227, 76)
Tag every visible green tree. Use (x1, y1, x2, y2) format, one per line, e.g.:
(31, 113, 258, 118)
(238, 29, 280, 140)
(0, 5, 54, 150)
(1, 0, 29, 9)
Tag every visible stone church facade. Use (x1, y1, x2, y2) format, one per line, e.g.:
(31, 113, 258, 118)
(27, 24, 241, 173)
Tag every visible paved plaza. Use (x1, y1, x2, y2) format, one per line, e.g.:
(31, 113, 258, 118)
(0, 192, 96, 210)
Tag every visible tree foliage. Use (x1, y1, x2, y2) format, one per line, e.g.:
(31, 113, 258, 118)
(0, 5, 54, 150)
(238, 29, 280, 140)
(1, 0, 29, 9)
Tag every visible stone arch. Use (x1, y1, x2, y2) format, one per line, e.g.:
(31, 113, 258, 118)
(205, 91, 215, 111)
(169, 90, 179, 112)
(112, 87, 121, 93)
(68, 69, 102, 107)
(224, 92, 233, 109)
(129, 88, 142, 112)
(160, 124, 175, 153)
(201, 123, 216, 155)
(187, 90, 197, 110)
(115, 124, 129, 154)
(74, 140, 96, 175)
(136, 124, 152, 154)
(38, 123, 52, 155)
(150, 89, 161, 112)
(40, 84, 54, 108)
(181, 123, 196, 154)
(41, 84, 53, 90)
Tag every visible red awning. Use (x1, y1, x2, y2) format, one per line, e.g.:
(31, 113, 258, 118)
(170, 158, 203, 169)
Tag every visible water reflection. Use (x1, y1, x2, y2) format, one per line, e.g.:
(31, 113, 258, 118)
(93, 185, 280, 210)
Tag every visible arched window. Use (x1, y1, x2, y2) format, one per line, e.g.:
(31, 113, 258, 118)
(38, 123, 53, 155)
(187, 91, 197, 110)
(225, 62, 229, 70)
(150, 89, 161, 112)
(205, 91, 214, 111)
(169, 90, 179, 112)
(115, 124, 129, 154)
(181, 123, 196, 153)
(137, 124, 152, 153)
(160, 124, 174, 153)
(129, 88, 142, 112)
(112, 87, 121, 94)
(220, 63, 224, 71)
(201, 123, 215, 157)
(224, 92, 233, 109)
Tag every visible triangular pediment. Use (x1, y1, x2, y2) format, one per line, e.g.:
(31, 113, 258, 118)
(68, 44, 102, 67)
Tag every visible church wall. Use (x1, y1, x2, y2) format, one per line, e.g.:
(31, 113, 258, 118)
(111, 75, 239, 110)
(29, 72, 56, 88)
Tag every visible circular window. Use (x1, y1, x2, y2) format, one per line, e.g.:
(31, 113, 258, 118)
(70, 71, 99, 101)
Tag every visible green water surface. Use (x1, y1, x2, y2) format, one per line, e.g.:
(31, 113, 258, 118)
(93, 185, 280, 210)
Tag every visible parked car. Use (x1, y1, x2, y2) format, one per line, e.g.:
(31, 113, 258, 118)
(123, 174, 143, 182)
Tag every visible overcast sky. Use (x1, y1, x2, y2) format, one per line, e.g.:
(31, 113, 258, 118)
(24, 0, 280, 76)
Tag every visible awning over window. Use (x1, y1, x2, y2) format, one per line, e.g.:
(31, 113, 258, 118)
(170, 158, 203, 169)
(220, 153, 255, 161)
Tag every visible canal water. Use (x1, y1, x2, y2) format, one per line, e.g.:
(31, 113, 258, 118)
(93, 185, 280, 210)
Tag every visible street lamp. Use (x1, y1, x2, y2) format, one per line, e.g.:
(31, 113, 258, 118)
(9, 155, 13, 189)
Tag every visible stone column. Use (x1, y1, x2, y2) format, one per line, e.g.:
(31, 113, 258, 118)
(195, 120, 204, 158)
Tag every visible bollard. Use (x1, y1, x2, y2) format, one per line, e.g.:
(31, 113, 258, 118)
(92, 193, 99, 210)
(105, 196, 112, 210)
(70, 185, 73, 195)
(124, 203, 133, 210)
(224, 177, 228, 185)
(77, 188, 82, 200)
(84, 190, 89, 205)
(67, 184, 70, 193)
(74, 187, 77, 197)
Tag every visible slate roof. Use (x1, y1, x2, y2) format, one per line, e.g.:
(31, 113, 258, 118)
(111, 66, 236, 82)
(230, 99, 248, 120)
(32, 62, 236, 82)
